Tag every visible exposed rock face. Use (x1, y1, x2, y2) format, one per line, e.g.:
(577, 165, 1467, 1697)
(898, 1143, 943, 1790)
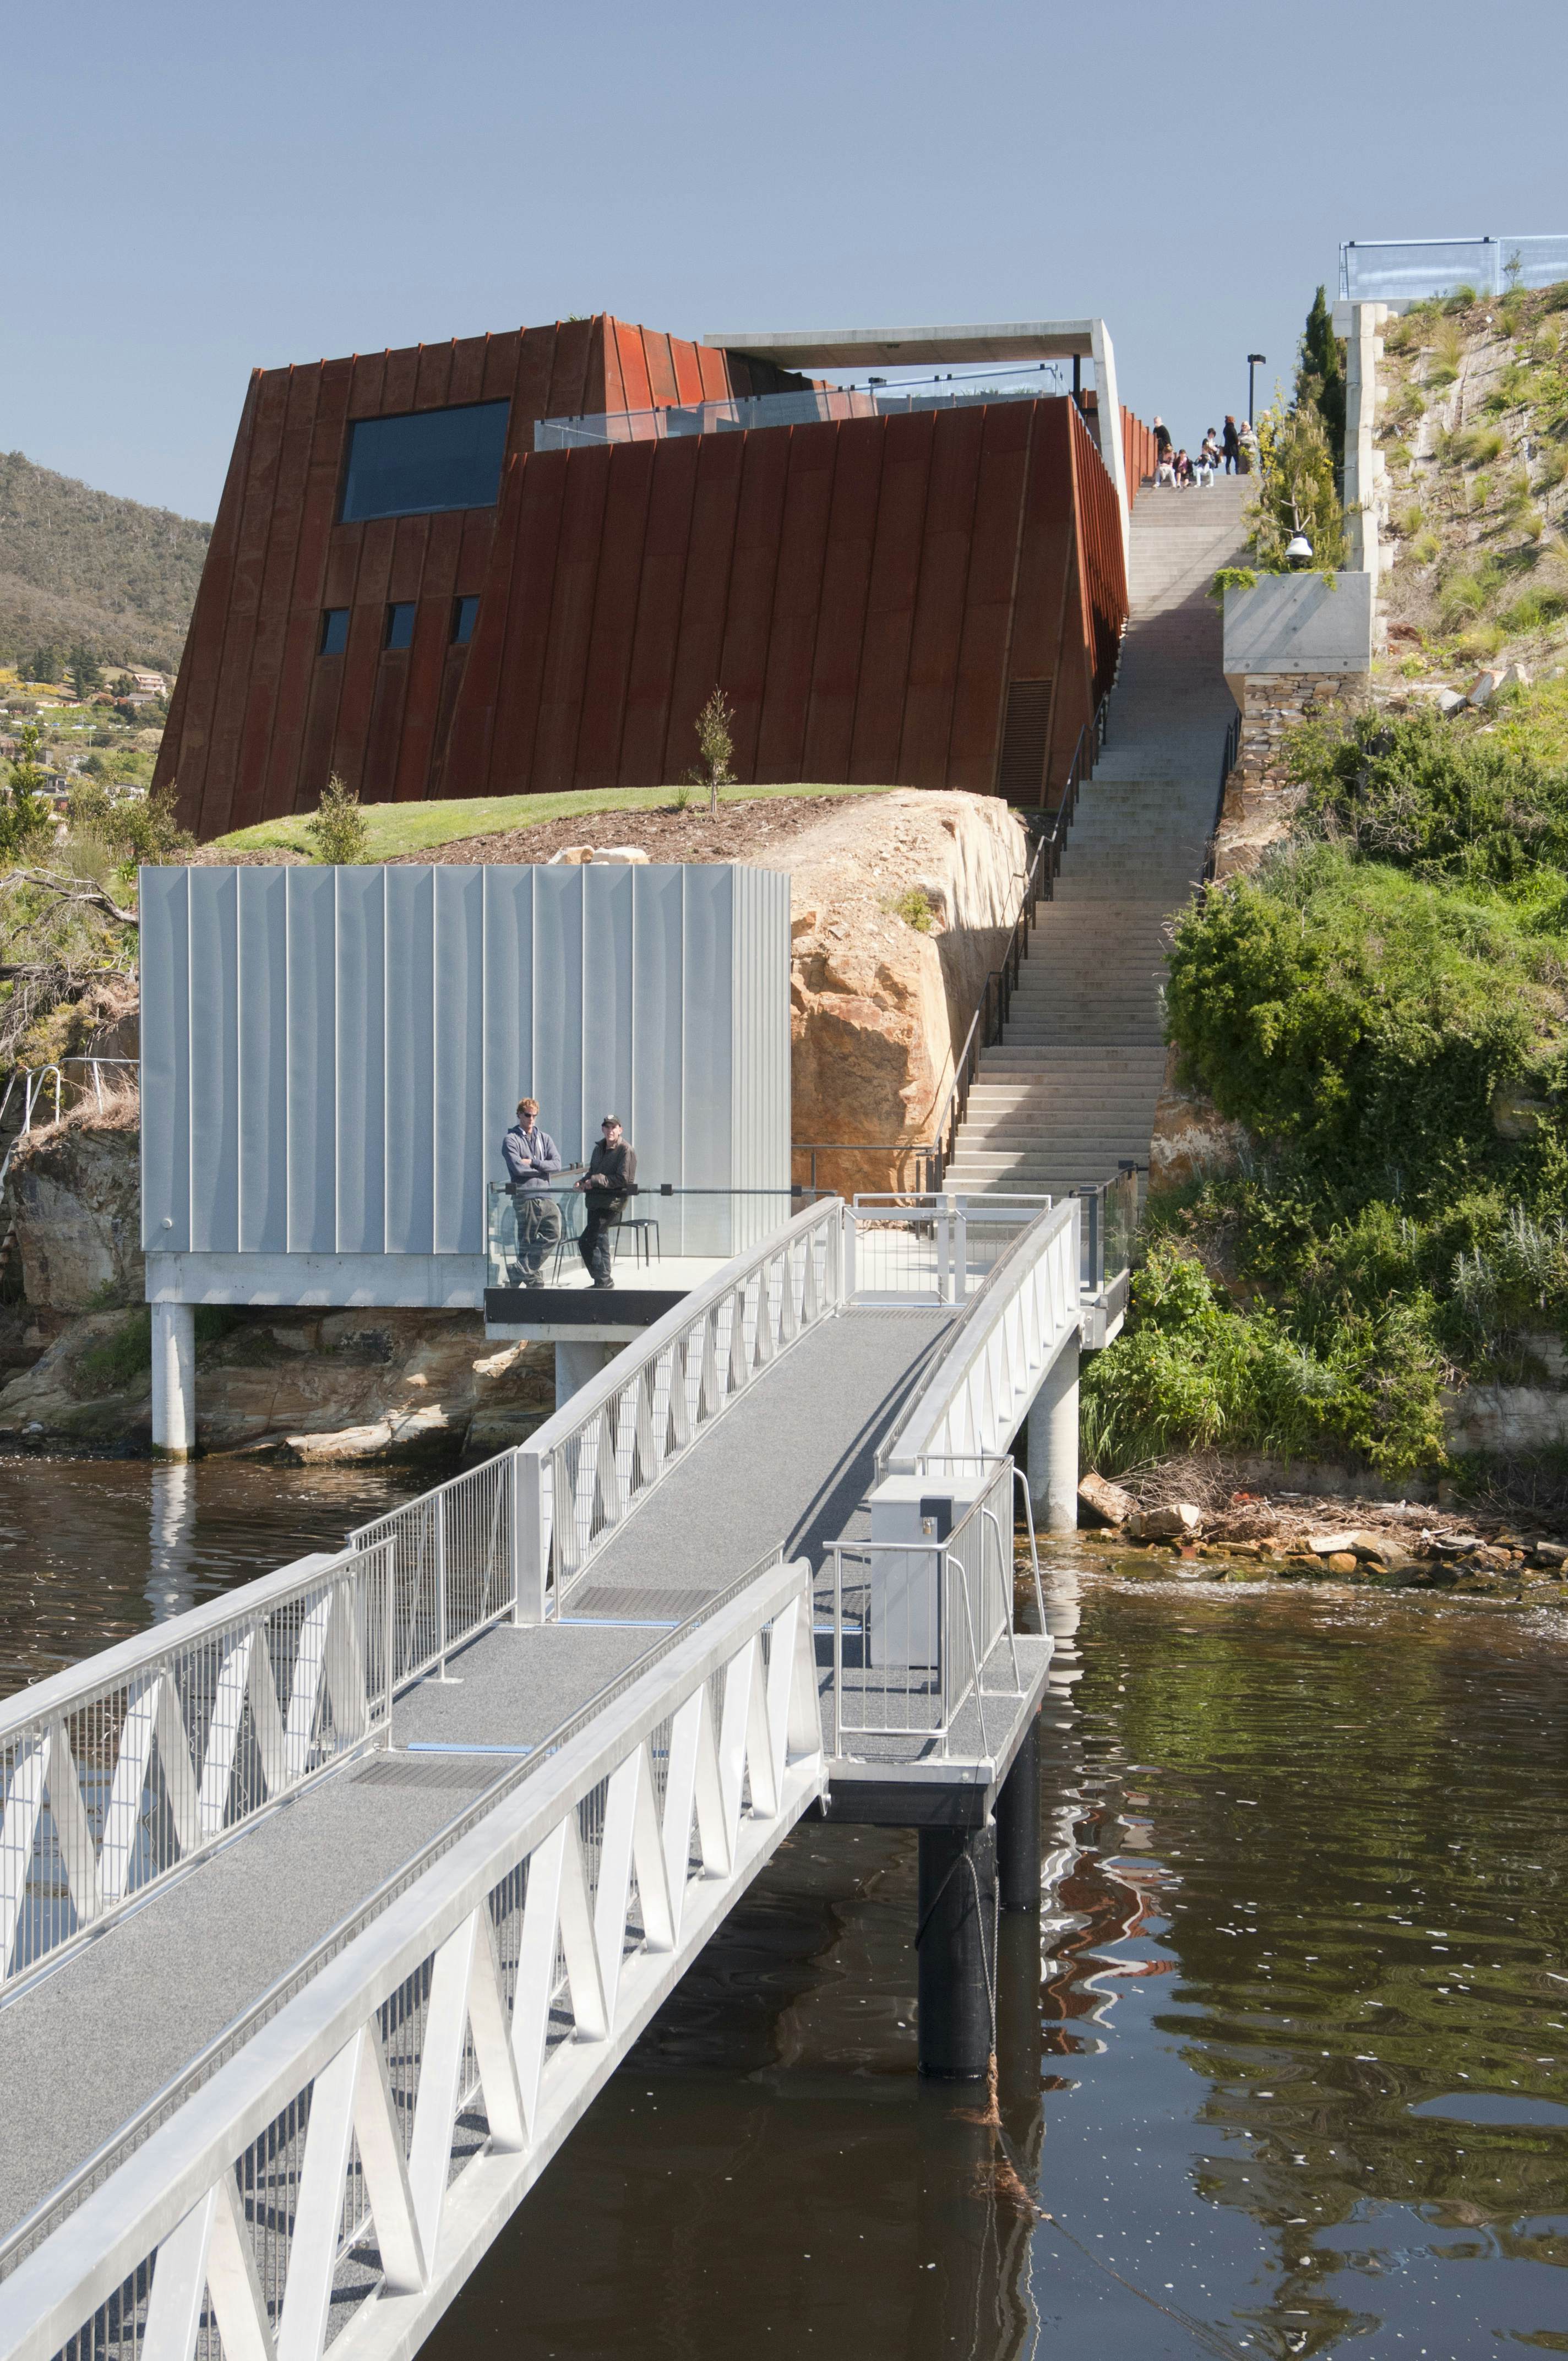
(7, 1119, 143, 1309)
(1147, 1048, 1250, 1192)
(760, 792, 1031, 1189)
(0, 1306, 555, 1461)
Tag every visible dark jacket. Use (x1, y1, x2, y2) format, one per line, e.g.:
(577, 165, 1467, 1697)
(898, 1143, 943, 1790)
(1222, 419, 1240, 459)
(1153, 421, 1172, 456)
(502, 1122, 562, 1194)
(583, 1139, 636, 1204)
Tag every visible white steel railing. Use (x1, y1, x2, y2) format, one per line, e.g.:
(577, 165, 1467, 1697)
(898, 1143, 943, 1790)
(0, 1566, 823, 2361)
(844, 1193, 1048, 1307)
(516, 1196, 845, 1614)
(874, 1198, 1081, 1481)
(827, 1460, 1022, 1758)
(0, 1543, 392, 1994)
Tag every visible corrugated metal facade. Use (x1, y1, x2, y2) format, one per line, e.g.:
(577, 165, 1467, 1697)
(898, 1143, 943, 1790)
(139, 863, 791, 1261)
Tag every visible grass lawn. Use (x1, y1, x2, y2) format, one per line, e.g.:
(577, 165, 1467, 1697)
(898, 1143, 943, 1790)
(210, 781, 905, 862)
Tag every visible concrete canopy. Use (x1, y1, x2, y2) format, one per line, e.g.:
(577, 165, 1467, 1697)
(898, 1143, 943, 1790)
(703, 321, 1104, 369)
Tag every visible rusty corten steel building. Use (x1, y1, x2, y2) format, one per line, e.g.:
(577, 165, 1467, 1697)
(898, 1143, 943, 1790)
(158, 313, 1137, 839)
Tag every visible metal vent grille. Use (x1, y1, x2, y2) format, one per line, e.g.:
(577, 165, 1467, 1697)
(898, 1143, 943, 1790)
(998, 678, 1052, 801)
(353, 1754, 500, 1791)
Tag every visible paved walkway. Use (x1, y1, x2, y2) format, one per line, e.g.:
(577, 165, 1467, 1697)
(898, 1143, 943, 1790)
(0, 1308, 952, 2248)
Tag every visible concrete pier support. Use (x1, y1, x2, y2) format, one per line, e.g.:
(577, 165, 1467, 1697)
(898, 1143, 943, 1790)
(995, 1717, 1042, 1910)
(1026, 1335, 1079, 1533)
(151, 1301, 196, 1460)
(554, 1341, 616, 1407)
(916, 1823, 996, 2079)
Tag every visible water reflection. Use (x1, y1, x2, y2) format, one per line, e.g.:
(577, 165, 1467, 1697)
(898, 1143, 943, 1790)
(0, 1454, 415, 1696)
(423, 1560, 1568, 2360)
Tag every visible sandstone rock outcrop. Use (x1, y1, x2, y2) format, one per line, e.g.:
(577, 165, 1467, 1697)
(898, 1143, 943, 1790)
(1147, 1048, 1250, 1193)
(7, 1114, 143, 1309)
(0, 1306, 555, 1461)
(759, 792, 1032, 1191)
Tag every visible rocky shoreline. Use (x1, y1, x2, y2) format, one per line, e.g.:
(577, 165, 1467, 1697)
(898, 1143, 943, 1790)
(1075, 1468, 1568, 1597)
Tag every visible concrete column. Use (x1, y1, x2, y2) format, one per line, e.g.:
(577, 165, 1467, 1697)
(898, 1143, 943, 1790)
(1026, 1335, 1079, 1534)
(916, 1822, 997, 2079)
(151, 1301, 196, 1460)
(995, 1716, 1042, 1911)
(1344, 300, 1387, 587)
(554, 1340, 616, 1408)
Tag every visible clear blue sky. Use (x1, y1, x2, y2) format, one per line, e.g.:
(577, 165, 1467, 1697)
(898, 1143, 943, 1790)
(9, 0, 1567, 521)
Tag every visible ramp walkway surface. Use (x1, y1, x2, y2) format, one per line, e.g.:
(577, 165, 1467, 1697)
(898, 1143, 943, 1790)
(0, 1307, 952, 2252)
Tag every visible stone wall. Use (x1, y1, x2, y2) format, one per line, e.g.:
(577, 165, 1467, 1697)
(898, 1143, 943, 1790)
(1212, 672, 1365, 880)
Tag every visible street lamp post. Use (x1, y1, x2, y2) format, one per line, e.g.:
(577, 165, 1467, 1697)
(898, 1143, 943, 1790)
(1247, 353, 1266, 423)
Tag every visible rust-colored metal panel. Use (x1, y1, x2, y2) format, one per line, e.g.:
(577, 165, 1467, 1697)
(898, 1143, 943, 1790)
(614, 319, 653, 412)
(448, 335, 489, 407)
(394, 512, 462, 801)
(346, 349, 387, 419)
(642, 329, 679, 410)
(574, 439, 657, 787)
(899, 406, 988, 785)
(662, 432, 745, 782)
(471, 453, 566, 791)
(669, 334, 706, 407)
(482, 329, 523, 406)
(378, 343, 421, 417)
(849, 411, 935, 784)
(946, 401, 1032, 791)
(601, 318, 629, 417)
(328, 516, 397, 794)
(715, 428, 792, 779)
(413, 342, 454, 410)
(198, 367, 292, 835)
(259, 359, 353, 826)
(801, 415, 883, 781)
(546, 317, 595, 421)
(228, 365, 323, 834)
(530, 451, 613, 789)
(754, 423, 837, 782)
(618, 434, 701, 784)
(161, 371, 262, 834)
(695, 343, 731, 401)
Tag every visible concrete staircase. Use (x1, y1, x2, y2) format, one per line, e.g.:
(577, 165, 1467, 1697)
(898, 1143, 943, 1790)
(943, 478, 1251, 1201)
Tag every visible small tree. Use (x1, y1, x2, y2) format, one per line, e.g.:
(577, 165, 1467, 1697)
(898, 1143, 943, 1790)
(1, 724, 54, 857)
(694, 688, 734, 820)
(1249, 400, 1347, 572)
(305, 772, 369, 864)
(68, 646, 103, 704)
(24, 646, 63, 687)
(1295, 284, 1347, 473)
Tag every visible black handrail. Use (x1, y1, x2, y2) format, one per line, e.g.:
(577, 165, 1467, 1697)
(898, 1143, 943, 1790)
(1202, 703, 1243, 886)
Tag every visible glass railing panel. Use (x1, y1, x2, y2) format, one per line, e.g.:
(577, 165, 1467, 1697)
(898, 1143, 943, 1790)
(486, 1183, 815, 1292)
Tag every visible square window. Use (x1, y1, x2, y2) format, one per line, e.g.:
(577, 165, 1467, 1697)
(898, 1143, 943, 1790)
(384, 602, 417, 651)
(451, 595, 480, 646)
(319, 608, 349, 656)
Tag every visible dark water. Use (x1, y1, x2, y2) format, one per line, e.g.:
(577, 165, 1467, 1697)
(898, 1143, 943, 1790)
(422, 1565, 1568, 2361)
(4, 1463, 1566, 2357)
(0, 1454, 415, 1698)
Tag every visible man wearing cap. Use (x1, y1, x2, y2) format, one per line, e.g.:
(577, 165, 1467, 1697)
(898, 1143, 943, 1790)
(575, 1116, 636, 1289)
(500, 1097, 562, 1282)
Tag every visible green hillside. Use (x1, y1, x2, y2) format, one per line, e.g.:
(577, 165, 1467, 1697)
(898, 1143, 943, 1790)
(0, 451, 210, 674)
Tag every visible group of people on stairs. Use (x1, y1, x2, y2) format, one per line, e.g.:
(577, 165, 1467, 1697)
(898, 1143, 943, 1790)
(1150, 414, 1259, 487)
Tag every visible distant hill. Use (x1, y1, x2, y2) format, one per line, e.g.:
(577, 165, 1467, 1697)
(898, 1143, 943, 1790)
(0, 450, 211, 674)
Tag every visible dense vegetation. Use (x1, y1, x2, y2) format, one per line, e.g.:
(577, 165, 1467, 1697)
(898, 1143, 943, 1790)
(1084, 703, 1568, 1477)
(0, 450, 209, 672)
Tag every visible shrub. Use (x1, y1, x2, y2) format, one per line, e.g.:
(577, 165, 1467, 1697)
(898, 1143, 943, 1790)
(1535, 443, 1568, 490)
(1208, 566, 1259, 600)
(1456, 425, 1506, 468)
(1411, 530, 1441, 567)
(694, 688, 735, 821)
(1164, 846, 1556, 1209)
(305, 773, 368, 865)
(1249, 403, 1346, 570)
(1395, 501, 1425, 539)
(1500, 586, 1568, 635)
(892, 886, 935, 933)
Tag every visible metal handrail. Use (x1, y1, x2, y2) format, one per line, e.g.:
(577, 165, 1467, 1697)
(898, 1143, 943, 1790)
(1202, 702, 1243, 886)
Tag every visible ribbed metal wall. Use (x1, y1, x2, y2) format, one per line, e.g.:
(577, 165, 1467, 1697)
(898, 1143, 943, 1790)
(140, 863, 791, 1257)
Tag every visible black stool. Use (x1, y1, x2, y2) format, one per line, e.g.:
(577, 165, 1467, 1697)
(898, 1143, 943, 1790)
(614, 1218, 661, 1270)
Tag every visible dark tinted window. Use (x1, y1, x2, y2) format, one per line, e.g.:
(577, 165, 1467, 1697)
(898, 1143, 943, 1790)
(319, 608, 349, 656)
(384, 603, 416, 651)
(451, 595, 480, 645)
(340, 401, 510, 523)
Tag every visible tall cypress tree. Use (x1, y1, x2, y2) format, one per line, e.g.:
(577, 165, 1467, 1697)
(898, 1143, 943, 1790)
(1297, 284, 1346, 471)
